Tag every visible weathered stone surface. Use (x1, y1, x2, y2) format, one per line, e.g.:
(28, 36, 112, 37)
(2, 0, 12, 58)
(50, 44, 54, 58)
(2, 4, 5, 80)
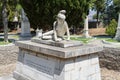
(15, 40, 103, 58)
(83, 16, 91, 38)
(14, 51, 101, 80)
(20, 9, 31, 37)
(14, 40, 103, 80)
(31, 38, 83, 48)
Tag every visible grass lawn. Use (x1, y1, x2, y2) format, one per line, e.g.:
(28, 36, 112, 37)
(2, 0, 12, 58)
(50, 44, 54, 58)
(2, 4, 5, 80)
(95, 37, 119, 43)
(70, 37, 93, 43)
(9, 35, 19, 39)
(105, 38, 119, 43)
(0, 38, 12, 45)
(70, 36, 119, 43)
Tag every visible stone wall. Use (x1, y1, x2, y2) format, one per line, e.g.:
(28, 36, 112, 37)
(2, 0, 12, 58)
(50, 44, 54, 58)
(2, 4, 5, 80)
(0, 45, 18, 76)
(14, 40, 103, 80)
(98, 47, 120, 71)
(0, 45, 18, 65)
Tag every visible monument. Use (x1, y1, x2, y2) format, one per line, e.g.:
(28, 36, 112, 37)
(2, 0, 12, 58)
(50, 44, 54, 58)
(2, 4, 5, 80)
(14, 10, 103, 80)
(83, 16, 91, 38)
(20, 9, 31, 39)
(38, 10, 70, 41)
(114, 13, 120, 41)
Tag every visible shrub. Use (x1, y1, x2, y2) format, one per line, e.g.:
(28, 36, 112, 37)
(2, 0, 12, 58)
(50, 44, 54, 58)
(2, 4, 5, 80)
(106, 19, 117, 37)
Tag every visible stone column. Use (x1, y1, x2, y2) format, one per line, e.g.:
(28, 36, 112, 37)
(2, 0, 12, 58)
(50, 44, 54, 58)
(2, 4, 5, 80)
(20, 9, 31, 40)
(114, 13, 120, 41)
(13, 39, 103, 80)
(83, 16, 91, 38)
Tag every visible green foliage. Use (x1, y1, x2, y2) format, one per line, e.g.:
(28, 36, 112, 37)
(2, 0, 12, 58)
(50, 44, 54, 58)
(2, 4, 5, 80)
(114, 0, 120, 13)
(20, 0, 95, 30)
(7, 0, 18, 21)
(93, 0, 105, 11)
(93, 13, 103, 19)
(106, 38, 119, 42)
(0, 0, 19, 21)
(92, 0, 105, 27)
(103, 5, 118, 25)
(101, 0, 118, 25)
(106, 19, 117, 36)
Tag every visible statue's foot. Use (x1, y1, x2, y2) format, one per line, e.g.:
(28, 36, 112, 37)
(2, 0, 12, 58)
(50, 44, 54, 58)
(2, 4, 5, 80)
(55, 38, 63, 42)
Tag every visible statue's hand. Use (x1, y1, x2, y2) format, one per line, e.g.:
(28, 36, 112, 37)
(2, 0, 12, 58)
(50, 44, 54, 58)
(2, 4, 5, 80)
(55, 38, 62, 42)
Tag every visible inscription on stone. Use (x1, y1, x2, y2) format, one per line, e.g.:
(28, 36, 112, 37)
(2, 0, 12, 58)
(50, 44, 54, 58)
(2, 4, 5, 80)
(24, 54, 55, 78)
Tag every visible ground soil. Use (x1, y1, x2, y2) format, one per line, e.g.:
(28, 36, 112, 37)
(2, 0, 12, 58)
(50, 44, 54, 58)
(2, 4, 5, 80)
(0, 45, 18, 76)
(101, 68, 120, 80)
(89, 28, 106, 36)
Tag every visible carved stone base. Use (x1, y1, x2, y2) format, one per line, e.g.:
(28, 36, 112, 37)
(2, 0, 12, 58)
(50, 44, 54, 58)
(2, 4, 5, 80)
(14, 40, 103, 80)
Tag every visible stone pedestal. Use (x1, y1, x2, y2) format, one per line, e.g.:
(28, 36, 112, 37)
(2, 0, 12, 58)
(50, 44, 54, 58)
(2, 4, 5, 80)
(20, 20, 32, 40)
(20, 9, 31, 40)
(83, 16, 91, 38)
(14, 40, 103, 80)
(21, 20, 31, 37)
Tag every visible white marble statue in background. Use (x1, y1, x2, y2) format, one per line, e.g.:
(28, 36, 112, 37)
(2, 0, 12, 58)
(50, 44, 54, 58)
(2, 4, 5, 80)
(36, 28, 43, 37)
(39, 10, 70, 41)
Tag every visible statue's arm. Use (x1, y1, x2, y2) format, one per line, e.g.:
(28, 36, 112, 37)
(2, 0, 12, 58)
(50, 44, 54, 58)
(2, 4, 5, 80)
(53, 21, 57, 41)
(65, 22, 70, 40)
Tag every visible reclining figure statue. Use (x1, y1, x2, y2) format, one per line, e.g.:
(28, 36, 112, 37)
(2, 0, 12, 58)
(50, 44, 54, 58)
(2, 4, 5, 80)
(39, 10, 70, 41)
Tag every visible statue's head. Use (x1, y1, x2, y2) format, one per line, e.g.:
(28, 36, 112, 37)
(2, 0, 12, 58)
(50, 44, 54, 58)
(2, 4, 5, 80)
(59, 10, 66, 14)
(56, 10, 66, 23)
(57, 13, 66, 20)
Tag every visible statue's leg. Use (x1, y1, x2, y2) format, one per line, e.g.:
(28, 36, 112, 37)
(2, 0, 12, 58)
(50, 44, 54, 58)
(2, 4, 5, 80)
(42, 30, 53, 40)
(42, 35, 52, 40)
(42, 30, 53, 36)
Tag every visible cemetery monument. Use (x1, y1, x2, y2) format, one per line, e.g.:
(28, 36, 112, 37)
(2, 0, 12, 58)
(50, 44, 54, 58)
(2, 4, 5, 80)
(114, 13, 120, 41)
(20, 9, 31, 39)
(37, 10, 70, 41)
(83, 16, 91, 38)
(14, 10, 103, 80)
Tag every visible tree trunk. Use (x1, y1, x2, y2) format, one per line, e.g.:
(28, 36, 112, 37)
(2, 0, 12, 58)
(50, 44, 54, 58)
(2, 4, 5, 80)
(2, 0, 8, 42)
(96, 10, 99, 28)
